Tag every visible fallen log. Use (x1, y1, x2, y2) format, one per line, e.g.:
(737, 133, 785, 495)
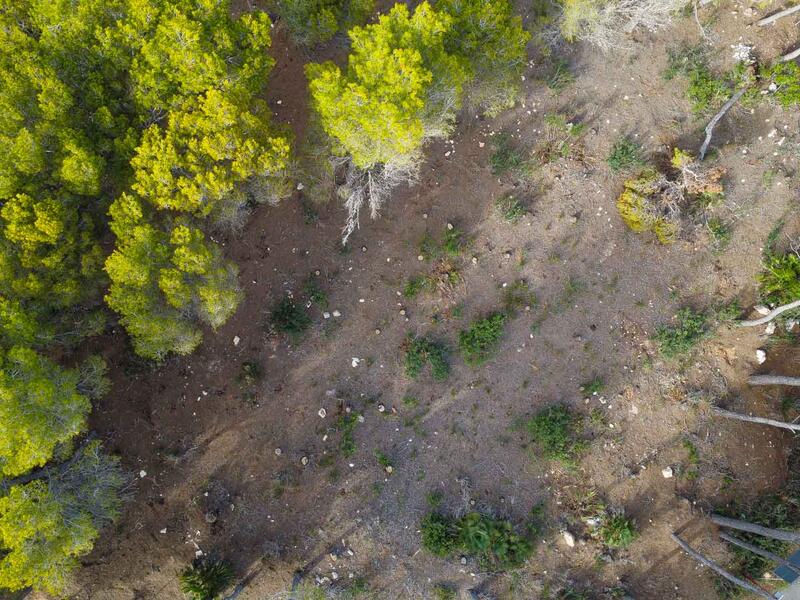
(711, 514, 800, 543)
(757, 4, 800, 26)
(712, 406, 800, 432)
(739, 300, 800, 327)
(749, 375, 800, 387)
(699, 88, 747, 160)
(672, 533, 778, 599)
(720, 532, 800, 576)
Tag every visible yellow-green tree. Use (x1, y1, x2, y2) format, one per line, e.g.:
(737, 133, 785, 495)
(271, 0, 375, 46)
(0, 442, 126, 595)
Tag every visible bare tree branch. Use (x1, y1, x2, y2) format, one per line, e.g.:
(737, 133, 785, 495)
(671, 533, 778, 599)
(712, 406, 800, 432)
(739, 300, 800, 327)
(711, 514, 800, 543)
(699, 88, 746, 160)
(757, 4, 800, 26)
(749, 375, 800, 387)
(781, 46, 800, 62)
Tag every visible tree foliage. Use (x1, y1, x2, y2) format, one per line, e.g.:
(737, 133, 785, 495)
(272, 0, 375, 46)
(0, 442, 126, 595)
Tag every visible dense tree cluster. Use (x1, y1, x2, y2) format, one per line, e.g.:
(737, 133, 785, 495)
(306, 0, 529, 239)
(271, 0, 375, 46)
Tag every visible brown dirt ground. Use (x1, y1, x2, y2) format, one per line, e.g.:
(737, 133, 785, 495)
(46, 2, 800, 599)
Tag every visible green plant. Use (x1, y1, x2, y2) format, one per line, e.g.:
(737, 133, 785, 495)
(420, 512, 459, 557)
(271, 298, 312, 335)
(495, 194, 527, 223)
(459, 313, 507, 365)
(490, 132, 526, 176)
(707, 216, 732, 248)
(271, 0, 375, 46)
(653, 307, 708, 358)
(524, 405, 585, 465)
(179, 558, 234, 600)
(759, 250, 800, 306)
(374, 449, 392, 469)
(403, 274, 434, 298)
(442, 226, 466, 256)
(664, 45, 738, 114)
(236, 361, 263, 387)
(597, 512, 637, 549)
(581, 377, 604, 395)
(426, 490, 444, 508)
(544, 57, 575, 91)
(303, 277, 328, 308)
(404, 335, 450, 381)
(607, 137, 644, 173)
(337, 412, 361, 457)
(533, 114, 586, 166)
(502, 280, 537, 315)
(433, 583, 457, 600)
(764, 61, 800, 108)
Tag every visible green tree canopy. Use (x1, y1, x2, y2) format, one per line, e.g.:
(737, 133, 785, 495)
(0, 347, 92, 478)
(271, 0, 375, 46)
(0, 442, 126, 595)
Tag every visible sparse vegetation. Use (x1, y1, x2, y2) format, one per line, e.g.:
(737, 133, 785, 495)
(503, 280, 537, 315)
(597, 511, 637, 549)
(491, 133, 527, 176)
(607, 137, 644, 173)
(404, 335, 450, 381)
(524, 404, 586, 465)
(759, 249, 800, 307)
(459, 313, 507, 365)
(179, 558, 234, 600)
(532, 114, 586, 166)
(271, 297, 312, 336)
(654, 307, 709, 358)
(495, 194, 528, 223)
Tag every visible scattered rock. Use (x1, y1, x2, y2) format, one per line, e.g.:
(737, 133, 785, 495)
(754, 305, 770, 316)
(351, 357, 361, 367)
(139, 470, 147, 478)
(233, 335, 240, 346)
(274, 448, 282, 456)
(318, 408, 327, 418)
(323, 312, 331, 319)
(765, 321, 776, 335)
(301, 456, 309, 466)
(562, 530, 576, 547)
(662, 466, 674, 479)
(332, 310, 342, 317)
(756, 348, 767, 364)
(377, 404, 386, 413)
(385, 465, 393, 474)
(160, 528, 167, 534)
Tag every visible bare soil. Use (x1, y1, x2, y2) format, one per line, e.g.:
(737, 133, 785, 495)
(55, 2, 800, 599)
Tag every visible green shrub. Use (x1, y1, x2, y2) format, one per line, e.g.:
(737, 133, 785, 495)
(404, 336, 450, 381)
(524, 405, 585, 465)
(597, 512, 637, 549)
(759, 251, 800, 307)
(271, 0, 375, 46)
(494, 194, 527, 223)
(664, 45, 740, 114)
(502, 280, 537, 315)
(707, 216, 732, 249)
(421, 511, 533, 570)
(653, 307, 708, 358)
(459, 313, 507, 365)
(433, 583, 457, 600)
(532, 114, 586, 166)
(271, 298, 311, 335)
(179, 558, 234, 600)
(337, 412, 361, 457)
(607, 137, 644, 173)
(442, 226, 466, 256)
(765, 61, 800, 108)
(403, 274, 434, 299)
(490, 132, 526, 175)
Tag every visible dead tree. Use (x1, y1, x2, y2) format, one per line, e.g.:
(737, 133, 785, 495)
(712, 406, 800, 432)
(749, 375, 800, 387)
(757, 4, 800, 26)
(671, 533, 778, 599)
(720, 532, 800, 576)
(699, 88, 747, 160)
(711, 514, 800, 543)
(782, 47, 800, 62)
(739, 300, 800, 327)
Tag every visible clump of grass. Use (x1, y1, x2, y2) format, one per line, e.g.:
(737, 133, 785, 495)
(707, 216, 732, 249)
(664, 45, 744, 114)
(581, 377, 604, 395)
(236, 361, 263, 387)
(524, 404, 586, 465)
(607, 137, 644, 173)
(495, 194, 527, 223)
(179, 558, 234, 600)
(532, 114, 586, 166)
(653, 307, 708, 358)
(682, 439, 700, 480)
(459, 313, 507, 365)
(303, 276, 328, 308)
(337, 412, 361, 457)
(432, 583, 457, 600)
(403, 274, 435, 299)
(442, 226, 465, 256)
(597, 512, 637, 549)
(759, 249, 800, 307)
(502, 280, 537, 315)
(426, 490, 444, 508)
(764, 61, 800, 108)
(270, 297, 311, 335)
(420, 511, 533, 570)
(404, 335, 450, 381)
(544, 57, 575, 91)
(374, 449, 392, 469)
(490, 132, 526, 176)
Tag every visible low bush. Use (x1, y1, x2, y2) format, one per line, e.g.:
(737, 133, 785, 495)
(764, 61, 800, 108)
(459, 313, 507, 365)
(495, 194, 527, 223)
(759, 250, 800, 307)
(597, 511, 637, 549)
(490, 133, 527, 176)
(404, 336, 450, 381)
(607, 137, 644, 172)
(420, 511, 533, 570)
(179, 558, 234, 600)
(653, 307, 708, 358)
(271, 298, 311, 335)
(524, 404, 586, 465)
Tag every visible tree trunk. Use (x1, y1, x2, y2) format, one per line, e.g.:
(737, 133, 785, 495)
(782, 47, 800, 62)
(720, 532, 800, 575)
(757, 4, 800, 26)
(749, 375, 800, 387)
(671, 533, 778, 599)
(712, 514, 800, 543)
(699, 88, 746, 160)
(712, 406, 800, 432)
(739, 300, 800, 327)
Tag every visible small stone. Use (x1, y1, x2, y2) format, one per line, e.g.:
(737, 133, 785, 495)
(205, 511, 217, 524)
(160, 528, 167, 534)
(399, 309, 406, 316)
(139, 470, 147, 478)
(274, 448, 282, 456)
(296, 182, 304, 191)
(754, 305, 771, 316)
(562, 530, 576, 547)
(765, 321, 776, 335)
(375, 329, 381, 335)
(385, 465, 393, 474)
(331, 571, 339, 581)
(629, 405, 639, 415)
(351, 357, 361, 367)
(460, 557, 467, 565)
(233, 335, 240, 346)
(447, 223, 454, 230)
(503, 251, 512, 259)
(357, 415, 365, 423)
(756, 348, 767, 364)
(359, 298, 365, 303)
(318, 408, 327, 418)
(417, 255, 425, 261)
(323, 312, 331, 319)
(361, 246, 367, 252)
(333, 310, 342, 317)
(301, 456, 309, 466)
(377, 404, 386, 413)
(478, 141, 485, 148)
(471, 256, 478, 264)
(662, 466, 674, 479)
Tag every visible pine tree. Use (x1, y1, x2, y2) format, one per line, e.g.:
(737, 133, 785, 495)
(271, 0, 375, 46)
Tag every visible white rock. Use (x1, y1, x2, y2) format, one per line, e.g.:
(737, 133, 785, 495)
(139, 470, 147, 478)
(323, 312, 331, 319)
(787, 319, 797, 332)
(332, 310, 342, 317)
(301, 456, 309, 466)
(318, 408, 327, 418)
(562, 530, 576, 547)
(331, 571, 339, 581)
(233, 335, 240, 346)
(160, 528, 167, 534)
(755, 305, 771, 316)
(756, 348, 767, 364)
(765, 321, 776, 335)
(274, 448, 282, 456)
(296, 182, 305, 191)
(662, 466, 674, 479)
(351, 357, 361, 367)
